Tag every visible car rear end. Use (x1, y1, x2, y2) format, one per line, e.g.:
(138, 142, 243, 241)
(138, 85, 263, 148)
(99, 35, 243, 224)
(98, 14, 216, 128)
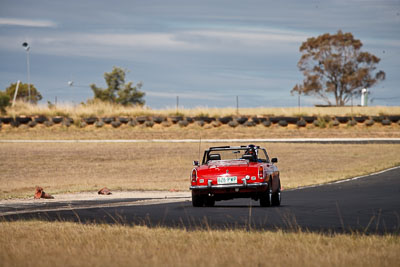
(190, 160, 268, 203)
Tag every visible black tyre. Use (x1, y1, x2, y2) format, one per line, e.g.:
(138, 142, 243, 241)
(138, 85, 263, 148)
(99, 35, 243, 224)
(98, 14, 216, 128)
(260, 178, 272, 207)
(228, 120, 239, 128)
(118, 117, 129, 124)
(197, 120, 205, 127)
(347, 120, 357, 126)
(95, 121, 105, 128)
(284, 117, 299, 124)
(336, 116, 350, 123)
(128, 120, 137, 127)
(35, 116, 48, 123)
(354, 116, 367, 123)
(381, 119, 391, 126)
(62, 120, 71, 127)
(262, 120, 272, 127)
(388, 115, 400, 123)
(136, 116, 147, 124)
(269, 117, 280, 123)
(0, 117, 13, 124)
(372, 116, 384, 122)
(236, 117, 248, 124)
(303, 116, 316, 123)
(365, 119, 374, 126)
(278, 120, 288, 127)
(296, 119, 307, 127)
(202, 116, 214, 123)
(152, 116, 165, 124)
(102, 117, 114, 124)
(16, 116, 32, 124)
(192, 192, 204, 207)
(251, 117, 261, 124)
(52, 116, 63, 124)
(178, 120, 189, 127)
(28, 120, 37, 128)
(111, 121, 121, 128)
(170, 116, 183, 124)
(218, 116, 232, 124)
(272, 181, 281, 206)
(244, 121, 256, 127)
(145, 120, 154, 127)
(84, 117, 97, 125)
(204, 197, 215, 207)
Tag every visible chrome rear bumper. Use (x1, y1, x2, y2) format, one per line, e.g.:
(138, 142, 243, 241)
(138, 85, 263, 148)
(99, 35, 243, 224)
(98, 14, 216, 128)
(190, 181, 268, 190)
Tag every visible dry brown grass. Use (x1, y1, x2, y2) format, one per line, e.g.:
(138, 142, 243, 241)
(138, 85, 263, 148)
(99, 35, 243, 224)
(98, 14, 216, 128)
(5, 101, 154, 120)
(1, 142, 399, 199)
(179, 105, 400, 117)
(1, 122, 400, 140)
(0, 221, 399, 267)
(4, 101, 400, 119)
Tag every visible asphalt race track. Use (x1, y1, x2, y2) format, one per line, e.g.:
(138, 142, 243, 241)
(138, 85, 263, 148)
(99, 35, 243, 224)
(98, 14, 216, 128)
(1, 167, 400, 234)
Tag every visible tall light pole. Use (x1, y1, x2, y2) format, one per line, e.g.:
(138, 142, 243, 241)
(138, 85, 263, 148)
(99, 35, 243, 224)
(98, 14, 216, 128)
(22, 42, 31, 103)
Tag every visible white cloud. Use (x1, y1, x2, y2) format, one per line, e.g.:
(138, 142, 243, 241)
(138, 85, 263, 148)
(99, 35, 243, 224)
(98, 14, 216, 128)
(52, 29, 302, 51)
(0, 18, 57, 28)
(0, 27, 306, 59)
(183, 29, 308, 45)
(79, 33, 200, 49)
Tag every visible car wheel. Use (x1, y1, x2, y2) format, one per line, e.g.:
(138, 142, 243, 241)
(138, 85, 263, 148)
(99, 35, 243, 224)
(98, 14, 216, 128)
(272, 181, 281, 206)
(204, 197, 215, 207)
(192, 192, 204, 207)
(260, 177, 272, 207)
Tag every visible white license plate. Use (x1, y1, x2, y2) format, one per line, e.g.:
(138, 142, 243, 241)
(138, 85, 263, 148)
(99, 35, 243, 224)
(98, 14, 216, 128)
(217, 176, 237, 184)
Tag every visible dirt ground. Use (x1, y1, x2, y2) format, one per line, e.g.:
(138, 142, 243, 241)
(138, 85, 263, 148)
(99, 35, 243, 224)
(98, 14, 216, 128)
(1, 142, 399, 199)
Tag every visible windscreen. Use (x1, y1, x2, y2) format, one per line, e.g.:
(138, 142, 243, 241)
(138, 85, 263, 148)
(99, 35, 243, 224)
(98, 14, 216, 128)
(206, 148, 270, 163)
(208, 149, 248, 161)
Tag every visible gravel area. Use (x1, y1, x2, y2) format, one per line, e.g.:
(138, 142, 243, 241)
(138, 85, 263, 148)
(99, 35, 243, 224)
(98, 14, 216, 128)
(0, 190, 191, 205)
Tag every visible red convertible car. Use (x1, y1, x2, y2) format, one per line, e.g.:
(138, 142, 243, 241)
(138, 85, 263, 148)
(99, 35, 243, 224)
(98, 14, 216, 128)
(190, 144, 281, 207)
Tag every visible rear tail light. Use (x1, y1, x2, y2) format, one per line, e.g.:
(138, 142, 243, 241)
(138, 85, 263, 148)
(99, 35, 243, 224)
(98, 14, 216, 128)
(191, 169, 197, 182)
(258, 166, 264, 179)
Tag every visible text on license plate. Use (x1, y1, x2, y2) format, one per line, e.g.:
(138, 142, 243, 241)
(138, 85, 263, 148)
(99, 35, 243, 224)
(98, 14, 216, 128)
(217, 176, 237, 184)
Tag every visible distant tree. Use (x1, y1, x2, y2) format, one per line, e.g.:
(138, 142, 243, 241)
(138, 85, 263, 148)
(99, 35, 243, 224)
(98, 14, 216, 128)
(90, 67, 145, 106)
(0, 91, 10, 114)
(5, 82, 42, 104)
(292, 30, 385, 106)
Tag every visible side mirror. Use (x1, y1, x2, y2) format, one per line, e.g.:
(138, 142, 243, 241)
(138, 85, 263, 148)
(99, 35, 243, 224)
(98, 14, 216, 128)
(271, 158, 278, 163)
(193, 161, 199, 166)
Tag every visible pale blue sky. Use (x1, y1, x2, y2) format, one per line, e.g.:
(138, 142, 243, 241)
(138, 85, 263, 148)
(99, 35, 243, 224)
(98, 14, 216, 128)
(0, 0, 399, 108)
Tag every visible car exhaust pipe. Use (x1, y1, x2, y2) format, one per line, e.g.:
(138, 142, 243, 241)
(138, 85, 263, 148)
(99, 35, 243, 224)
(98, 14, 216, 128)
(241, 178, 247, 188)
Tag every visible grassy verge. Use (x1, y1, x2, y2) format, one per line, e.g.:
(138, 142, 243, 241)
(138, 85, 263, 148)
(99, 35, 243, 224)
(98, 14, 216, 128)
(0, 221, 399, 267)
(1, 143, 399, 199)
(0, 123, 400, 140)
(4, 101, 400, 119)
(2, 102, 399, 140)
